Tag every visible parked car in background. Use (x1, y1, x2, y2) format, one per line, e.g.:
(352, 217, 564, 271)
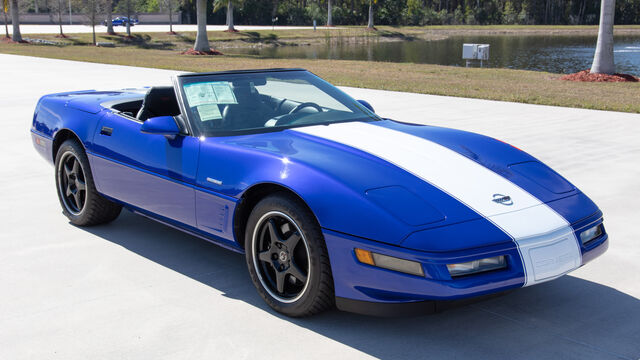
(104, 17, 139, 27)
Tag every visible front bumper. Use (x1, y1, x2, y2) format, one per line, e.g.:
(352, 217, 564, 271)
(324, 213, 608, 316)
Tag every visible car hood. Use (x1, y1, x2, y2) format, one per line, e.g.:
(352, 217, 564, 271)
(222, 119, 586, 249)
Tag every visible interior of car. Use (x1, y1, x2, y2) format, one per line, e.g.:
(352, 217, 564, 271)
(106, 72, 371, 137)
(108, 84, 328, 130)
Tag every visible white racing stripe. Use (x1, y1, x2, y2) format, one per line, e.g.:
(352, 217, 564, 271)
(294, 121, 582, 286)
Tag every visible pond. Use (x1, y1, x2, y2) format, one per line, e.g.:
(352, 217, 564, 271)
(228, 34, 640, 75)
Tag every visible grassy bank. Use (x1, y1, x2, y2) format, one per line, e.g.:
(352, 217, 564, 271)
(1, 41, 638, 113)
(15, 25, 640, 51)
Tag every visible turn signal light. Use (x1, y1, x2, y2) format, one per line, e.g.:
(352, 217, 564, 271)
(354, 248, 375, 265)
(354, 248, 425, 277)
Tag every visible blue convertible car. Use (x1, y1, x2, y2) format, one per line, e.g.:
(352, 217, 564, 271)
(31, 69, 608, 317)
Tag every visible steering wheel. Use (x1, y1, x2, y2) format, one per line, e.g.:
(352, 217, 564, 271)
(289, 102, 323, 114)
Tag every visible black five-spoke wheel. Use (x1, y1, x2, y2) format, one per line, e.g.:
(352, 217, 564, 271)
(58, 151, 87, 215)
(253, 212, 310, 302)
(54, 139, 122, 226)
(245, 194, 334, 317)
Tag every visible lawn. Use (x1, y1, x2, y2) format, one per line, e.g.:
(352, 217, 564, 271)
(1, 25, 639, 113)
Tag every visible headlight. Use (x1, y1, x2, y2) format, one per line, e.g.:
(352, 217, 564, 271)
(580, 224, 603, 245)
(447, 256, 507, 277)
(354, 248, 425, 277)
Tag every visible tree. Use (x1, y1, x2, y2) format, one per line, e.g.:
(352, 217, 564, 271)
(77, 0, 104, 45)
(48, 0, 68, 37)
(118, 0, 134, 36)
(3, 0, 9, 38)
(193, 0, 209, 51)
(327, 0, 332, 26)
(367, 0, 377, 29)
(161, 0, 179, 34)
(10, 0, 21, 42)
(105, 0, 115, 34)
(590, 0, 616, 74)
(214, 0, 243, 32)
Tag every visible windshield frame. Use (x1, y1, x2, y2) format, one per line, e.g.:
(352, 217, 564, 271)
(173, 69, 380, 138)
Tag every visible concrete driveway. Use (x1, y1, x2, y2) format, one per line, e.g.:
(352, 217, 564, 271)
(0, 54, 638, 359)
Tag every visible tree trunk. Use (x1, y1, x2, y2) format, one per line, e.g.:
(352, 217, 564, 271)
(590, 0, 616, 74)
(34, 0, 38, 13)
(10, 0, 21, 42)
(271, 0, 279, 18)
(91, 0, 97, 44)
(57, 0, 64, 36)
(4, 11, 9, 38)
(169, 3, 173, 33)
(126, 0, 131, 36)
(193, 0, 209, 51)
(226, 1, 235, 31)
(106, 0, 114, 34)
(367, 0, 374, 29)
(327, 0, 332, 26)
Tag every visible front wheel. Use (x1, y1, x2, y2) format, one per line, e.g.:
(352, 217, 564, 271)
(55, 139, 122, 226)
(245, 194, 334, 317)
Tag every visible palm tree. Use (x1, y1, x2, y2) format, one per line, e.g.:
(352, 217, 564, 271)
(193, 0, 210, 51)
(10, 0, 21, 42)
(327, 0, 333, 26)
(367, 0, 377, 30)
(214, 0, 242, 32)
(590, 0, 616, 74)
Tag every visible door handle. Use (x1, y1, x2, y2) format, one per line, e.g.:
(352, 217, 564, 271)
(100, 126, 113, 136)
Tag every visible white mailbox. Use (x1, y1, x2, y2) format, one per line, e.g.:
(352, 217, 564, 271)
(462, 43, 478, 60)
(477, 44, 490, 60)
(462, 43, 490, 66)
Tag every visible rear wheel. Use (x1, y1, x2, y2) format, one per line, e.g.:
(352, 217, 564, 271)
(245, 193, 334, 317)
(55, 139, 122, 226)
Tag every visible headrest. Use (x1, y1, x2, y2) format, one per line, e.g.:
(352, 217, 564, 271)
(137, 86, 180, 121)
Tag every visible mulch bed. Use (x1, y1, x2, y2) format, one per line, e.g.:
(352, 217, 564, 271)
(560, 70, 639, 83)
(1, 36, 28, 44)
(180, 48, 224, 56)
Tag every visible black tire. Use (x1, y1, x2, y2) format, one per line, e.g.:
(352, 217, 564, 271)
(245, 193, 334, 317)
(54, 139, 122, 226)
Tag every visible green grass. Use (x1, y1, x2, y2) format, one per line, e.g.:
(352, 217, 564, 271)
(2, 25, 639, 113)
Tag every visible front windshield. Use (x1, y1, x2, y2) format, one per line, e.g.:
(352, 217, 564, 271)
(177, 70, 379, 136)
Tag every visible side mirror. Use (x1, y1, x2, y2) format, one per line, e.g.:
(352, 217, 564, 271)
(357, 100, 375, 114)
(140, 116, 180, 136)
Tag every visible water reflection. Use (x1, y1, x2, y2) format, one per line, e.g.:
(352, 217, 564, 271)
(229, 35, 640, 75)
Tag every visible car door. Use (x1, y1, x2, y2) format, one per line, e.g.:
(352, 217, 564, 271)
(90, 111, 199, 227)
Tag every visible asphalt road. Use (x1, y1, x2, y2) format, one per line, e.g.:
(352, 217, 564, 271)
(1, 54, 638, 360)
